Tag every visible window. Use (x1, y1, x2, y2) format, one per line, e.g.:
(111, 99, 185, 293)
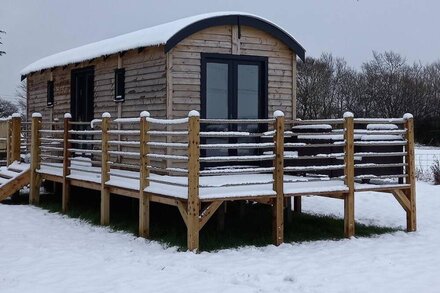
(114, 68, 125, 102)
(47, 80, 54, 107)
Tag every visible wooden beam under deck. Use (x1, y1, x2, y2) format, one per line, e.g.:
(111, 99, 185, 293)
(39, 173, 63, 183)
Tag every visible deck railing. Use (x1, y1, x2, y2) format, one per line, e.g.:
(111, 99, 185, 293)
(1, 110, 416, 251)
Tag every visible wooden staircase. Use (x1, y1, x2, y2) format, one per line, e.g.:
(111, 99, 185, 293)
(0, 161, 30, 202)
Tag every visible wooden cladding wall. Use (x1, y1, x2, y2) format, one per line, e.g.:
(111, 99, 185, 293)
(27, 25, 297, 122)
(27, 46, 167, 121)
(170, 25, 297, 120)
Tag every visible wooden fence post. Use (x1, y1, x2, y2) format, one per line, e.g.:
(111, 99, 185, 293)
(343, 112, 355, 238)
(187, 110, 200, 251)
(10, 113, 21, 163)
(100, 113, 111, 225)
(273, 110, 285, 246)
(6, 118, 12, 165)
(29, 113, 42, 204)
(404, 113, 417, 232)
(62, 113, 72, 213)
(139, 111, 150, 238)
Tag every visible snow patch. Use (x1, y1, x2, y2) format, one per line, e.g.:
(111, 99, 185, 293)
(188, 110, 200, 117)
(64, 113, 72, 119)
(403, 113, 414, 120)
(140, 111, 150, 118)
(31, 112, 42, 118)
(343, 111, 354, 118)
(274, 110, 284, 118)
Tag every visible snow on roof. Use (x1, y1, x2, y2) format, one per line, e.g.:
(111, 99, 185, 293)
(21, 12, 302, 76)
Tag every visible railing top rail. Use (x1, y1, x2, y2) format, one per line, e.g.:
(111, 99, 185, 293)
(287, 118, 345, 125)
(200, 118, 275, 124)
(353, 118, 406, 124)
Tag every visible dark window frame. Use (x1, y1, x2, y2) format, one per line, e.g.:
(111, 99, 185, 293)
(114, 68, 125, 102)
(200, 53, 269, 163)
(200, 53, 268, 120)
(70, 66, 95, 122)
(47, 80, 54, 107)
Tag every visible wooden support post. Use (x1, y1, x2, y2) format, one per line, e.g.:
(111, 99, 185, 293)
(100, 113, 111, 225)
(187, 111, 201, 252)
(343, 112, 355, 238)
(404, 113, 417, 232)
(273, 111, 285, 246)
(293, 197, 302, 214)
(139, 111, 150, 238)
(29, 113, 42, 205)
(62, 113, 71, 213)
(10, 114, 21, 163)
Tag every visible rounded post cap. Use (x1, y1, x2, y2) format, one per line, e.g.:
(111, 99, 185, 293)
(188, 110, 200, 117)
(12, 113, 21, 118)
(64, 113, 72, 119)
(102, 112, 111, 118)
(403, 113, 414, 120)
(343, 111, 354, 118)
(274, 110, 284, 118)
(31, 112, 42, 118)
(140, 111, 150, 117)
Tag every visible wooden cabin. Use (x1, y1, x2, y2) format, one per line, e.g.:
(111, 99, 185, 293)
(12, 12, 416, 252)
(21, 12, 305, 124)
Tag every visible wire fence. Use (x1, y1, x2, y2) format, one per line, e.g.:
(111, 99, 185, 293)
(415, 152, 440, 181)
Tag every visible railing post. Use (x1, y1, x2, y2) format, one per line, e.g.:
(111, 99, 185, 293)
(10, 113, 21, 163)
(100, 113, 111, 225)
(139, 111, 151, 238)
(187, 110, 200, 252)
(343, 112, 355, 238)
(6, 118, 12, 165)
(273, 110, 285, 245)
(29, 113, 42, 205)
(404, 113, 416, 232)
(62, 113, 72, 213)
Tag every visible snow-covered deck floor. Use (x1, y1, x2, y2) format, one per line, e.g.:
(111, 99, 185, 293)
(0, 181, 437, 292)
(37, 163, 408, 200)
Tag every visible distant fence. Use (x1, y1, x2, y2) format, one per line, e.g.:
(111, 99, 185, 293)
(415, 152, 440, 172)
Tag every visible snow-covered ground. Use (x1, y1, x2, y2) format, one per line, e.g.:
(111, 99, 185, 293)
(1, 182, 439, 293)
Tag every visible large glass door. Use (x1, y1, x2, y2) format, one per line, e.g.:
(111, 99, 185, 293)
(202, 54, 267, 159)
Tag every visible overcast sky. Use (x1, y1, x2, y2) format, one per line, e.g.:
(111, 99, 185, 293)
(1, 0, 439, 101)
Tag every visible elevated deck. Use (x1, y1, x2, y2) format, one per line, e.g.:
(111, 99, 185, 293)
(0, 111, 417, 251)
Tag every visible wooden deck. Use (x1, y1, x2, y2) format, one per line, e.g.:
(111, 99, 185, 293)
(0, 111, 417, 251)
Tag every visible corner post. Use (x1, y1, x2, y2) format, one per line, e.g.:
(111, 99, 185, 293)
(62, 113, 72, 213)
(273, 111, 285, 245)
(11, 113, 21, 163)
(29, 113, 42, 204)
(187, 110, 200, 252)
(404, 113, 416, 231)
(343, 112, 355, 237)
(100, 113, 111, 225)
(139, 111, 151, 238)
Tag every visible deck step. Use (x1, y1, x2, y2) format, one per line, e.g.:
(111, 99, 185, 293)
(0, 163, 31, 202)
(0, 177, 10, 185)
(0, 169, 22, 178)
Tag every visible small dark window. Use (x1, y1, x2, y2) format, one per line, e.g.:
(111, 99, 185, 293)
(47, 80, 54, 107)
(114, 68, 125, 102)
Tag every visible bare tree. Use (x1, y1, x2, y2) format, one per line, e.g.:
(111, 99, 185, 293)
(0, 97, 19, 118)
(15, 80, 27, 118)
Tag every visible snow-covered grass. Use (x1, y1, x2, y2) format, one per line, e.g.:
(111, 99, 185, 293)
(1, 181, 439, 292)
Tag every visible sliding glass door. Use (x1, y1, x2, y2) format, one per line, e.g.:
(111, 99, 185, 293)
(202, 54, 268, 159)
